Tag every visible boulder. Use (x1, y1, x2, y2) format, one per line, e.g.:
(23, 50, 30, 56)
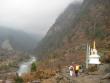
(98, 64, 110, 74)
(102, 73, 110, 79)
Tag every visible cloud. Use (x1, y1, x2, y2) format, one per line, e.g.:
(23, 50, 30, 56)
(0, 0, 82, 36)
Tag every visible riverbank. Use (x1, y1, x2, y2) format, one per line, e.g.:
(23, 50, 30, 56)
(0, 51, 30, 79)
(17, 56, 36, 76)
(16, 58, 110, 83)
(0, 55, 34, 83)
(2, 54, 108, 83)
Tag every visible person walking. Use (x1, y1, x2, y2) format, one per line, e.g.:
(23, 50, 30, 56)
(74, 64, 80, 77)
(69, 65, 74, 77)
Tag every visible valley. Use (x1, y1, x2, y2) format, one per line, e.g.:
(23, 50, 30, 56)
(0, 0, 110, 83)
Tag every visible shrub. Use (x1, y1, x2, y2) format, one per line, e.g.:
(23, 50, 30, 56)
(88, 65, 98, 72)
(101, 54, 110, 63)
(14, 76, 24, 83)
(31, 62, 37, 72)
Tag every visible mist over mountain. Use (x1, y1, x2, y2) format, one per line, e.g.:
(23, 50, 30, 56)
(0, 27, 41, 52)
(35, 2, 82, 57)
(35, 0, 110, 60)
(0, 0, 110, 82)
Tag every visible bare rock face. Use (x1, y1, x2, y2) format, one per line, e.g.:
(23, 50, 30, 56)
(101, 73, 110, 83)
(98, 64, 110, 74)
(102, 73, 110, 79)
(100, 79, 110, 83)
(1, 40, 13, 51)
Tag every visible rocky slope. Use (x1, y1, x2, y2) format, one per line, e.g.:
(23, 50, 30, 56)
(36, 0, 110, 62)
(36, 1, 82, 57)
(42, 63, 110, 83)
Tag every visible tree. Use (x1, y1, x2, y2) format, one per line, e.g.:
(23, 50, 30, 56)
(31, 62, 36, 72)
(14, 76, 24, 83)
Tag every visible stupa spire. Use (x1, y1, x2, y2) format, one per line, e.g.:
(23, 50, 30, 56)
(93, 40, 96, 49)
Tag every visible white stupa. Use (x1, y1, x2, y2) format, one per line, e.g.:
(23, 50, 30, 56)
(89, 41, 101, 64)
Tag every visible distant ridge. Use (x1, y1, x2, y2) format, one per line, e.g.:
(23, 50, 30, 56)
(0, 27, 41, 52)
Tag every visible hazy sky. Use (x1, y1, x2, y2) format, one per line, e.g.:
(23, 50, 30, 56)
(0, 0, 83, 36)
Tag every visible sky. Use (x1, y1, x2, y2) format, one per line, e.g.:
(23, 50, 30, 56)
(0, 0, 83, 37)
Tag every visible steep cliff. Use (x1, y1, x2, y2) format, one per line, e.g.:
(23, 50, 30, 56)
(36, 2, 82, 57)
(36, 0, 110, 61)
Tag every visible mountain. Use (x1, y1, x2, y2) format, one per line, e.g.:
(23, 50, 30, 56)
(36, 0, 110, 61)
(0, 27, 41, 52)
(35, 2, 82, 57)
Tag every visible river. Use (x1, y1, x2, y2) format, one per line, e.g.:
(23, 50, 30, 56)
(17, 56, 36, 76)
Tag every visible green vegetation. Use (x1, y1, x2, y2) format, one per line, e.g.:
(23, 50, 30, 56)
(31, 62, 37, 72)
(14, 76, 24, 83)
